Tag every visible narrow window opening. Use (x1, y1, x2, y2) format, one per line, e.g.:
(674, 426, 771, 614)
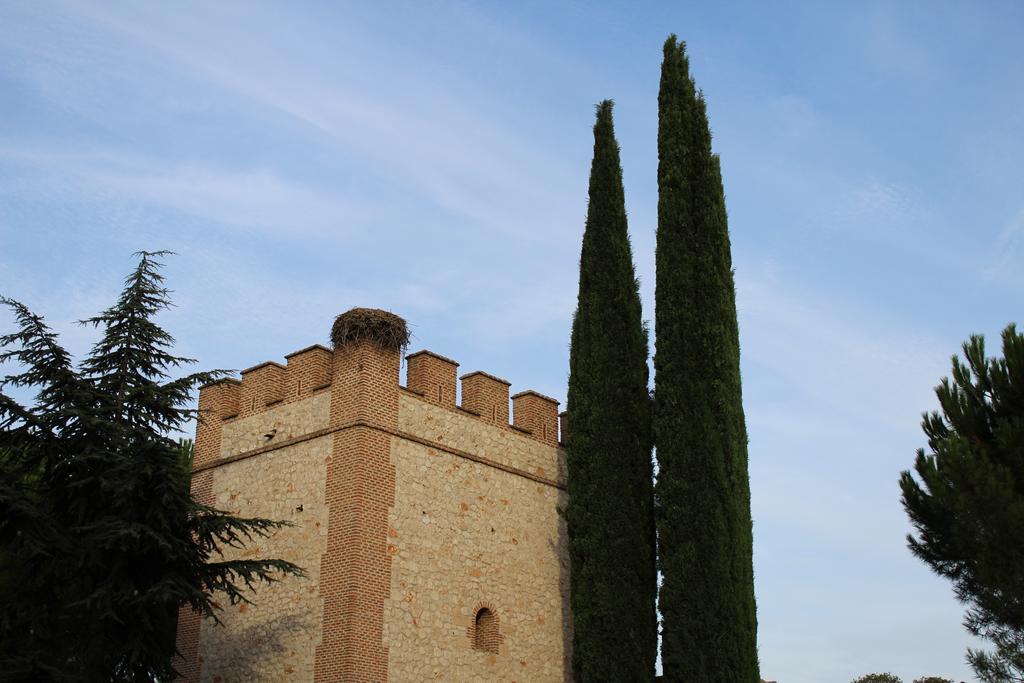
(472, 607, 499, 654)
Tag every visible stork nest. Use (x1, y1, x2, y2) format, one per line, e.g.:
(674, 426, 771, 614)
(330, 308, 409, 353)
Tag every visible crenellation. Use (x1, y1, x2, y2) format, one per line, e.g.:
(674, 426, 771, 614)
(406, 349, 458, 408)
(512, 390, 560, 446)
(211, 344, 562, 444)
(460, 370, 511, 426)
(194, 379, 241, 470)
(202, 378, 242, 418)
(285, 344, 333, 398)
(240, 361, 287, 417)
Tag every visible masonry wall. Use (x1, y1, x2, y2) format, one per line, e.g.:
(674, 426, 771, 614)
(195, 392, 331, 682)
(385, 393, 571, 681)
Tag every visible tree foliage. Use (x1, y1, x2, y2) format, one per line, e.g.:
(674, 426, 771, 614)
(653, 35, 759, 681)
(0, 252, 303, 681)
(900, 324, 1024, 683)
(851, 674, 903, 683)
(849, 674, 954, 683)
(566, 100, 657, 681)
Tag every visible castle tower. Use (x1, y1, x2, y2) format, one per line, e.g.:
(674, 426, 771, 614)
(175, 309, 571, 682)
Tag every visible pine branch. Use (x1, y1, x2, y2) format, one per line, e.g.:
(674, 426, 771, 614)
(0, 253, 305, 679)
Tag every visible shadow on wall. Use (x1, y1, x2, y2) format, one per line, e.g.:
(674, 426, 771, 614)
(205, 612, 313, 680)
(554, 495, 573, 683)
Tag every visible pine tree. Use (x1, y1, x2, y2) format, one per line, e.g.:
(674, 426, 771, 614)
(900, 324, 1024, 683)
(566, 100, 657, 681)
(0, 252, 303, 681)
(654, 36, 759, 681)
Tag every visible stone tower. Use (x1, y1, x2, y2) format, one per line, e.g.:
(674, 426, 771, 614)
(175, 309, 571, 681)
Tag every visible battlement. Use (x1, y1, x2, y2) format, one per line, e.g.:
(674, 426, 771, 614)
(199, 342, 563, 447)
(199, 344, 333, 421)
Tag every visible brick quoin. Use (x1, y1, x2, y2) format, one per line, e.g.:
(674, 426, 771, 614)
(174, 376, 233, 682)
(174, 472, 213, 682)
(314, 339, 399, 682)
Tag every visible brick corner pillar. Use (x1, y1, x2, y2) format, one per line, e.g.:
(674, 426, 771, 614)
(174, 379, 238, 681)
(316, 309, 404, 683)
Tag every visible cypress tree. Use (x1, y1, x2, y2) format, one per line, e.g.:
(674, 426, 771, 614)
(654, 36, 759, 681)
(566, 100, 657, 681)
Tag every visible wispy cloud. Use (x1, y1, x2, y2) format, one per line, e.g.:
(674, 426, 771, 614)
(984, 208, 1024, 286)
(738, 262, 949, 429)
(0, 144, 371, 239)
(32, 1, 581, 245)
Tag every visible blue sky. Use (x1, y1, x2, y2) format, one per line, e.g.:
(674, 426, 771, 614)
(1, 1, 1022, 680)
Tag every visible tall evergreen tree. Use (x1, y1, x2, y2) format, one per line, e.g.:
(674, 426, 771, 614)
(654, 36, 759, 681)
(0, 252, 303, 681)
(900, 325, 1024, 682)
(566, 100, 657, 681)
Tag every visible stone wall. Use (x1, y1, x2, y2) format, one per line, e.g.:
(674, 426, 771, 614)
(399, 393, 567, 487)
(221, 390, 330, 458)
(194, 394, 331, 682)
(385, 393, 571, 681)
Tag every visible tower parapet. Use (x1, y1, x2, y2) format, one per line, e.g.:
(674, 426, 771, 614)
(193, 314, 564, 448)
(284, 344, 333, 398)
(512, 390, 560, 446)
(406, 349, 458, 408)
(193, 379, 240, 470)
(460, 370, 511, 425)
(239, 361, 286, 417)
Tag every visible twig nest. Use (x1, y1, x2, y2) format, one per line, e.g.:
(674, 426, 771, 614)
(331, 308, 409, 353)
